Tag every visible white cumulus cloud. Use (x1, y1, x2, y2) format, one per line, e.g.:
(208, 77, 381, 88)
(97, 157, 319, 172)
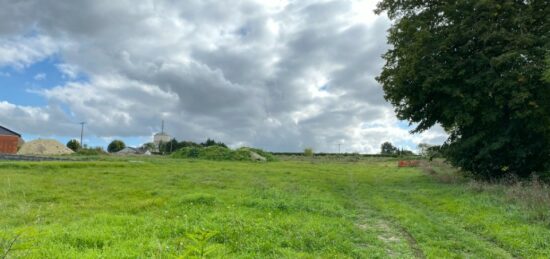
(0, 0, 447, 153)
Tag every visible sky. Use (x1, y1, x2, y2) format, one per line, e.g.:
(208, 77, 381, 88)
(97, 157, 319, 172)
(0, 0, 447, 153)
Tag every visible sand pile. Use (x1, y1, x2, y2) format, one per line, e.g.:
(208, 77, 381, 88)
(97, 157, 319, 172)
(18, 139, 74, 155)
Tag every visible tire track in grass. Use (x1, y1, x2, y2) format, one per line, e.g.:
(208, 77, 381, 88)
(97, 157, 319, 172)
(356, 207, 421, 258)
(346, 165, 515, 258)
(389, 191, 521, 258)
(365, 191, 515, 258)
(378, 168, 523, 257)
(395, 223, 425, 259)
(345, 168, 419, 258)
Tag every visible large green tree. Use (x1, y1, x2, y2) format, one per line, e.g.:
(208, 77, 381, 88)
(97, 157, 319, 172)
(376, 0, 550, 178)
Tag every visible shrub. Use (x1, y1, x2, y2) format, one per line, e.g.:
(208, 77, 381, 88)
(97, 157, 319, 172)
(172, 147, 200, 158)
(66, 139, 81, 152)
(171, 146, 275, 161)
(75, 147, 107, 156)
(304, 148, 314, 157)
(231, 148, 253, 161)
(107, 140, 126, 153)
(200, 146, 233, 160)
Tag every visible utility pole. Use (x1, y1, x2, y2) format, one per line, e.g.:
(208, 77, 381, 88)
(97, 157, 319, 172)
(160, 120, 165, 154)
(79, 122, 86, 146)
(338, 144, 341, 154)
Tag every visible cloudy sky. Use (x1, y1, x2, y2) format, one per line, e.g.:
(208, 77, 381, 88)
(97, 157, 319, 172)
(0, 0, 446, 153)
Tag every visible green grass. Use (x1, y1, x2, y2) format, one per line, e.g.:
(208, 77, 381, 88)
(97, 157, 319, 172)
(1, 158, 549, 258)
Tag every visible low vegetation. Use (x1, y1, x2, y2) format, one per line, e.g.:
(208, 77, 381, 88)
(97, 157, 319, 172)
(73, 147, 107, 156)
(1, 158, 550, 257)
(157, 138, 228, 154)
(171, 146, 275, 162)
(423, 159, 550, 226)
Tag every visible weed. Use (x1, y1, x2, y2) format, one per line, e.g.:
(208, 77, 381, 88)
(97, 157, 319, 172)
(177, 230, 219, 258)
(0, 232, 21, 259)
(0, 229, 35, 259)
(504, 176, 550, 223)
(420, 159, 464, 184)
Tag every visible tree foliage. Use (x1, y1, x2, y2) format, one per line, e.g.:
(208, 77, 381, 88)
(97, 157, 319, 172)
(201, 138, 227, 148)
(107, 140, 126, 153)
(380, 142, 398, 155)
(158, 138, 226, 154)
(66, 139, 81, 152)
(141, 142, 156, 152)
(376, 0, 550, 179)
(304, 148, 314, 157)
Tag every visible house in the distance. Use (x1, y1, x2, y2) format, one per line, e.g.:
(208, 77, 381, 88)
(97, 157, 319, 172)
(0, 125, 23, 154)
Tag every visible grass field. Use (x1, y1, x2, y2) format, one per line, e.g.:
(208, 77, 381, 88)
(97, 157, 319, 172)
(1, 157, 550, 258)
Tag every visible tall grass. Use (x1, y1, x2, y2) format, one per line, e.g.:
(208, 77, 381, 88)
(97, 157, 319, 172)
(467, 176, 550, 224)
(422, 159, 550, 225)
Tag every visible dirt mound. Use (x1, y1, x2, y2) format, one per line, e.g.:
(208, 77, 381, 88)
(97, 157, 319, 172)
(18, 139, 74, 155)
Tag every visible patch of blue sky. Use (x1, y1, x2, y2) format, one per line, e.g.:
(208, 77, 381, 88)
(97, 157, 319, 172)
(0, 55, 88, 106)
(393, 139, 418, 152)
(397, 120, 412, 129)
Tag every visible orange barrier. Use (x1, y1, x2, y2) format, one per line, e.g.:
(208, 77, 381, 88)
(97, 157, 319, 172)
(398, 160, 420, 167)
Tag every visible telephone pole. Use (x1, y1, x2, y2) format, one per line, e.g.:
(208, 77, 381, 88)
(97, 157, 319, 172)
(79, 122, 86, 146)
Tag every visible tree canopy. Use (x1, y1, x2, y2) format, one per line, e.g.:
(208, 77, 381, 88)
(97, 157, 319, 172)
(376, 0, 550, 178)
(107, 140, 126, 153)
(66, 139, 81, 152)
(380, 142, 398, 155)
(201, 138, 227, 148)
